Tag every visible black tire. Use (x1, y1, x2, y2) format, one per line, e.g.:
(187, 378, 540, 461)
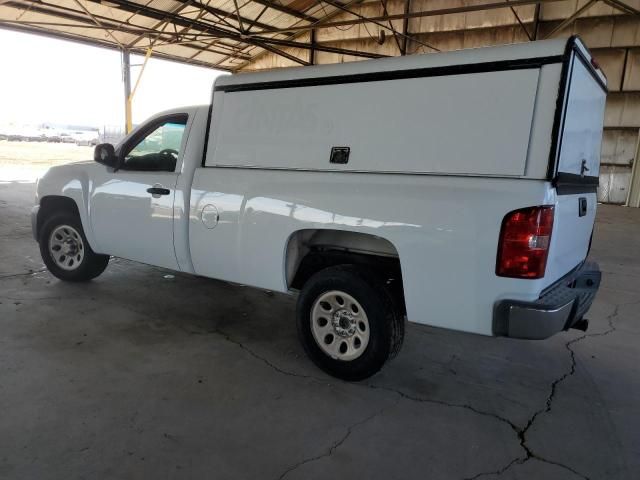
(39, 212, 109, 282)
(296, 265, 405, 381)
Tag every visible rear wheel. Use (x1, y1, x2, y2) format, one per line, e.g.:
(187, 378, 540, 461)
(296, 265, 404, 381)
(39, 212, 109, 282)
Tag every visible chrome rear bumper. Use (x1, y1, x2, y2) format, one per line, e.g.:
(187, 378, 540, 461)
(493, 261, 601, 339)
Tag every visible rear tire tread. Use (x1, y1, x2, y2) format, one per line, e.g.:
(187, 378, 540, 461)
(296, 264, 405, 381)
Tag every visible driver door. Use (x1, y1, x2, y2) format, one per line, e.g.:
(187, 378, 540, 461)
(90, 113, 189, 270)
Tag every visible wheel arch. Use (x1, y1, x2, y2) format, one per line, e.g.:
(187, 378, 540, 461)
(284, 229, 405, 311)
(37, 195, 97, 250)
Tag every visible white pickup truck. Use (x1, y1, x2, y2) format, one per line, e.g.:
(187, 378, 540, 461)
(33, 36, 604, 380)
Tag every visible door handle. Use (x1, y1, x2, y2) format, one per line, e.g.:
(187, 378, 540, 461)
(147, 187, 170, 196)
(579, 197, 587, 217)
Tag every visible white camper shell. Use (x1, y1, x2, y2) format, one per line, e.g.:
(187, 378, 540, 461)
(34, 36, 605, 380)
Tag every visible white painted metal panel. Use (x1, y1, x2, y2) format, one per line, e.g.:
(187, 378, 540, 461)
(547, 51, 606, 279)
(219, 37, 567, 87)
(556, 57, 607, 177)
(207, 69, 539, 176)
(545, 192, 597, 282)
(524, 63, 563, 178)
(189, 167, 555, 336)
(88, 106, 198, 271)
(90, 169, 180, 270)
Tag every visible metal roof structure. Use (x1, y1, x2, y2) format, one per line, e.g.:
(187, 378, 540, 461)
(0, 0, 381, 71)
(3, 1, 638, 72)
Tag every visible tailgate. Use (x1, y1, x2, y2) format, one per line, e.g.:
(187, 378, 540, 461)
(546, 38, 607, 285)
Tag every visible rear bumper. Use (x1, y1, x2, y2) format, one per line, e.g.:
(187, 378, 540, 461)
(493, 261, 601, 339)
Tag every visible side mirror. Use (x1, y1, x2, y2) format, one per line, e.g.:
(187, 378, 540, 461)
(94, 143, 119, 168)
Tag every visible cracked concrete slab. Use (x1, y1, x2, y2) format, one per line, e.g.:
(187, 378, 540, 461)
(525, 305, 640, 479)
(1, 182, 639, 480)
(474, 458, 586, 480)
(278, 398, 522, 480)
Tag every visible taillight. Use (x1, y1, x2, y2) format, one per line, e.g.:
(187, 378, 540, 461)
(496, 206, 554, 279)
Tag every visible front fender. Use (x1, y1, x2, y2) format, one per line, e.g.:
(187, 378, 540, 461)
(36, 162, 99, 251)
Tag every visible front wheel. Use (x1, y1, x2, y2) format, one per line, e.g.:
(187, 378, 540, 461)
(296, 265, 405, 381)
(39, 212, 109, 282)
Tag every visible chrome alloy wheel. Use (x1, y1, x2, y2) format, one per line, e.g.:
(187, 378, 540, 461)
(310, 290, 370, 361)
(48, 225, 85, 271)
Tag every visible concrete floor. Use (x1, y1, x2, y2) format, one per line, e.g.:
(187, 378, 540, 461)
(0, 181, 638, 480)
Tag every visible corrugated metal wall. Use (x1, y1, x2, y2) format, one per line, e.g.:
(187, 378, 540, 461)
(239, 0, 640, 205)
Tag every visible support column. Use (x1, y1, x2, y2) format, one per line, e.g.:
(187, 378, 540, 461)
(310, 28, 316, 65)
(122, 49, 132, 134)
(400, 0, 411, 55)
(626, 129, 640, 207)
(532, 3, 540, 40)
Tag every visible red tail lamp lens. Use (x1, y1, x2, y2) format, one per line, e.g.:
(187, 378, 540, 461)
(496, 206, 554, 279)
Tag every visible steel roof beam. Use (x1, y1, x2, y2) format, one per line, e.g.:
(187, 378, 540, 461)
(81, 0, 384, 60)
(249, 0, 319, 23)
(4, 1, 155, 36)
(255, 40, 311, 65)
(72, 0, 124, 48)
(400, 0, 411, 55)
(245, 2, 270, 32)
(509, 4, 533, 41)
(228, 0, 366, 70)
(320, 0, 438, 51)
(127, 0, 199, 48)
(602, 0, 640, 16)
(247, 0, 565, 36)
(543, 0, 597, 39)
(0, 21, 233, 70)
(183, 0, 276, 32)
(1, 17, 251, 58)
(1, 2, 246, 59)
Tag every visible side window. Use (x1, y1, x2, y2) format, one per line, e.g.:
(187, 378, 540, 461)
(121, 115, 187, 172)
